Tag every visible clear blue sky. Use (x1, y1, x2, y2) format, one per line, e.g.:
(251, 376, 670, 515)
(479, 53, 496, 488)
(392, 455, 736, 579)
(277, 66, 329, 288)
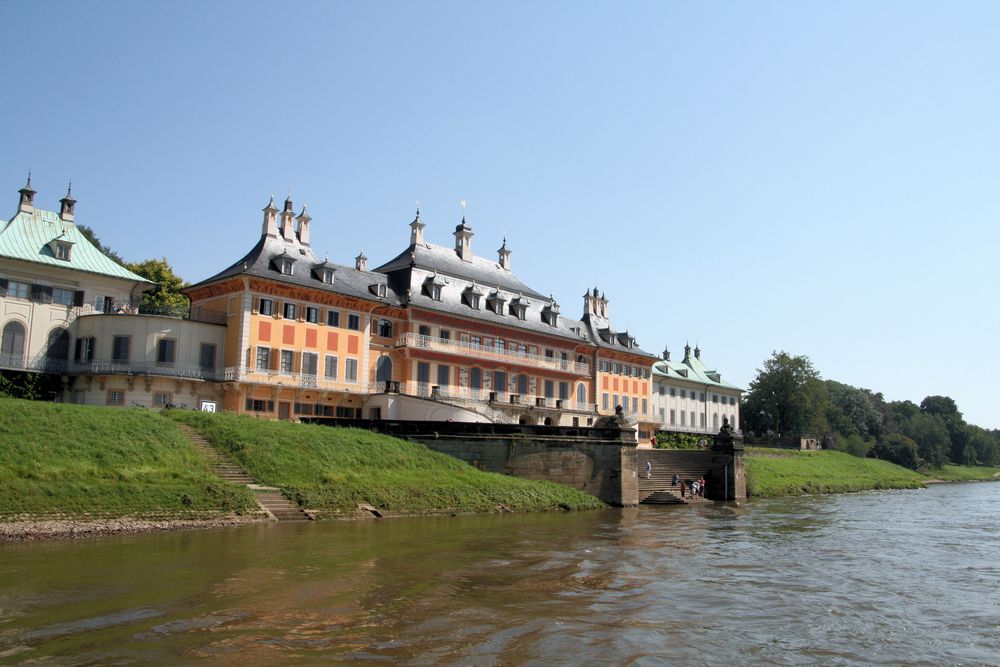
(3, 1, 998, 428)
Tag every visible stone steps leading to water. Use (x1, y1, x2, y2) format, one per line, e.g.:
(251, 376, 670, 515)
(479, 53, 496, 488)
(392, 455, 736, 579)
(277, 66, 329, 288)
(176, 423, 313, 523)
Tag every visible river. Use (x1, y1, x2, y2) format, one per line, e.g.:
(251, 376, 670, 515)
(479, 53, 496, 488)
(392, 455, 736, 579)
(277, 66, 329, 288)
(1, 482, 998, 665)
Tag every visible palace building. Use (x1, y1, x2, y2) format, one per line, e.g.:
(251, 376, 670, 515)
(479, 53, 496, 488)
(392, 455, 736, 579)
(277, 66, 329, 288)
(3, 178, 740, 438)
(650, 344, 742, 436)
(183, 196, 661, 433)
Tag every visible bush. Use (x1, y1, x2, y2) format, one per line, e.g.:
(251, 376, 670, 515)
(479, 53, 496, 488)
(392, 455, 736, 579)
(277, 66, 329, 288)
(869, 434, 920, 469)
(654, 432, 705, 449)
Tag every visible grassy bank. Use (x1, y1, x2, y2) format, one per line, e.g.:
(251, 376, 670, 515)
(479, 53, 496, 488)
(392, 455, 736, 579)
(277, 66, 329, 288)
(923, 464, 1000, 482)
(746, 447, 926, 497)
(0, 397, 256, 519)
(167, 410, 606, 515)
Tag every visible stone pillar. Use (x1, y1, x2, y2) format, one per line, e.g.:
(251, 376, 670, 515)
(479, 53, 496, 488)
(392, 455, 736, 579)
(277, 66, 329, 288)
(708, 429, 746, 501)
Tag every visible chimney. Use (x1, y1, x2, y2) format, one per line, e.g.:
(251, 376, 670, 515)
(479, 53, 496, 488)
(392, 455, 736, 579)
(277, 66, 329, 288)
(355, 251, 368, 271)
(262, 195, 279, 237)
(599, 291, 608, 318)
(454, 217, 473, 260)
(281, 195, 296, 242)
(59, 182, 76, 222)
(583, 287, 600, 317)
(409, 209, 425, 245)
(683, 343, 691, 362)
(497, 238, 511, 270)
(296, 205, 311, 246)
(694, 345, 701, 360)
(18, 173, 35, 214)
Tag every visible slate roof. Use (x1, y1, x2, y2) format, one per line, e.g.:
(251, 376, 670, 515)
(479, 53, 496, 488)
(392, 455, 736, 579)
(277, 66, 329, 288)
(0, 207, 150, 282)
(653, 351, 743, 391)
(185, 232, 401, 306)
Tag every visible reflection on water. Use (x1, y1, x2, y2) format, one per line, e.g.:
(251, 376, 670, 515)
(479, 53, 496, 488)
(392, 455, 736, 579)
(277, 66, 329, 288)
(2, 483, 999, 664)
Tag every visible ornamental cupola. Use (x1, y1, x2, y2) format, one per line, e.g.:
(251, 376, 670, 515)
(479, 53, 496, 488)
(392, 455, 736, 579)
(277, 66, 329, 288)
(409, 208, 425, 245)
(296, 205, 311, 246)
(281, 194, 296, 242)
(261, 195, 279, 237)
(355, 251, 368, 271)
(454, 216, 473, 260)
(18, 173, 35, 214)
(59, 182, 76, 222)
(497, 237, 511, 270)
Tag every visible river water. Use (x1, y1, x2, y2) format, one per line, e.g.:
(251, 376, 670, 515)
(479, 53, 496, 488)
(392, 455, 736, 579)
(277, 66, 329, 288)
(1, 482, 998, 665)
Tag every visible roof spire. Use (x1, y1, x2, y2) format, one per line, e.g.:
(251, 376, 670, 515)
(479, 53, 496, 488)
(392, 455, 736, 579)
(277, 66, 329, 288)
(59, 180, 77, 222)
(18, 171, 36, 213)
(410, 204, 426, 245)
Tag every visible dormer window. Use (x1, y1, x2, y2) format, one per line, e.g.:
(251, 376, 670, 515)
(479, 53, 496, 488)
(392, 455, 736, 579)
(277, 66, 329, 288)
(431, 285, 442, 301)
(508, 295, 529, 319)
(377, 284, 387, 298)
(280, 259, 294, 275)
(323, 269, 334, 284)
(55, 242, 72, 261)
(470, 294, 481, 309)
(541, 303, 559, 326)
(487, 291, 506, 315)
(423, 273, 446, 301)
(463, 283, 485, 310)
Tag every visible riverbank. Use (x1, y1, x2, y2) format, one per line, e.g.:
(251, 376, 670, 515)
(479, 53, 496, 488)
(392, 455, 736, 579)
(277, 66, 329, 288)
(0, 398, 605, 541)
(745, 447, 926, 497)
(922, 463, 1000, 483)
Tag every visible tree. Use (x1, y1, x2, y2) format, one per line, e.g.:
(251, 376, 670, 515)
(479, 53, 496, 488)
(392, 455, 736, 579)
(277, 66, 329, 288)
(825, 380, 884, 441)
(742, 351, 829, 436)
(920, 395, 969, 464)
(899, 411, 950, 468)
(77, 224, 126, 266)
(126, 257, 190, 317)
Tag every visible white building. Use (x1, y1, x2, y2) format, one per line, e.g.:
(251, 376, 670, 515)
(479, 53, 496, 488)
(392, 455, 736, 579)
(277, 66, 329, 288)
(650, 344, 742, 435)
(0, 177, 224, 408)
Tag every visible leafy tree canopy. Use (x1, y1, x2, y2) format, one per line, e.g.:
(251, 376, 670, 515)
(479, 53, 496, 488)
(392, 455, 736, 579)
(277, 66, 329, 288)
(742, 351, 829, 436)
(126, 257, 190, 317)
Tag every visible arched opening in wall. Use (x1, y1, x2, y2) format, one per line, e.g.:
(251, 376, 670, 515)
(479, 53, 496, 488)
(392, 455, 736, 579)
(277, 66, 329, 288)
(713, 412, 719, 430)
(543, 417, 553, 426)
(1, 321, 26, 364)
(518, 415, 530, 425)
(46, 327, 70, 361)
(375, 355, 393, 385)
(577, 383, 587, 406)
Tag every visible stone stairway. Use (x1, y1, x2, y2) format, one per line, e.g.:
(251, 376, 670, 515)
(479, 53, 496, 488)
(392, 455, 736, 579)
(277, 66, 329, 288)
(637, 450, 713, 504)
(177, 423, 312, 522)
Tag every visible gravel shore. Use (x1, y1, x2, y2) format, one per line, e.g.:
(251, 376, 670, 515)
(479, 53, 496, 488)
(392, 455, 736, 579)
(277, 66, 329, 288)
(0, 515, 269, 543)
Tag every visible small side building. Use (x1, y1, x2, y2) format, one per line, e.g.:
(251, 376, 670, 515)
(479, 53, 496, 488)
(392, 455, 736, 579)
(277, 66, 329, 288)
(650, 344, 742, 436)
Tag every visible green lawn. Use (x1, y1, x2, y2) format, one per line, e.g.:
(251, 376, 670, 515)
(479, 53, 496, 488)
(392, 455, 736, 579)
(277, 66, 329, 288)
(923, 464, 1000, 482)
(0, 397, 256, 518)
(746, 447, 926, 497)
(167, 410, 606, 515)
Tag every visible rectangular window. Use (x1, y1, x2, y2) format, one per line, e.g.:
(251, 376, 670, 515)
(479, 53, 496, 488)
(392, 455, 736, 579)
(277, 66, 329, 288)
(156, 339, 176, 364)
(437, 364, 450, 386)
(112, 336, 130, 362)
(259, 298, 273, 316)
(378, 319, 393, 338)
(544, 380, 554, 398)
(613, 363, 621, 374)
(613, 394, 619, 410)
(345, 358, 358, 383)
(153, 393, 172, 408)
(283, 302, 297, 319)
(324, 355, 338, 379)
(544, 349, 554, 359)
(700, 413, 706, 428)
(559, 381, 569, 400)
(681, 411, 686, 426)
(347, 314, 360, 330)
(53, 287, 74, 306)
(670, 387, 676, 397)
(700, 392, 706, 401)
(670, 409, 676, 425)
(256, 346, 270, 371)
(691, 411, 696, 427)
(107, 390, 125, 406)
(658, 384, 666, 395)
(730, 397, 736, 406)
(199, 343, 216, 369)
(306, 307, 319, 323)
(642, 399, 648, 414)
(302, 352, 318, 376)
(632, 397, 638, 413)
(602, 393, 609, 410)
(280, 350, 294, 373)
(327, 310, 340, 327)
(679, 389, 686, 399)
(7, 281, 29, 299)
(440, 329, 451, 341)
(245, 398, 274, 412)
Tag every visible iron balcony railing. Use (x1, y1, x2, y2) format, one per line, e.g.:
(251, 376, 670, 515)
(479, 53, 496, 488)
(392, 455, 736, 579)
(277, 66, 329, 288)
(222, 366, 371, 394)
(68, 359, 222, 380)
(1, 351, 69, 374)
(397, 333, 590, 375)
(396, 381, 597, 413)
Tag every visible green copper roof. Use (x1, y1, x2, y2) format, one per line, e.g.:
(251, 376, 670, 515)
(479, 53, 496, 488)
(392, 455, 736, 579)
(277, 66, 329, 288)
(0, 208, 149, 282)
(652, 354, 743, 391)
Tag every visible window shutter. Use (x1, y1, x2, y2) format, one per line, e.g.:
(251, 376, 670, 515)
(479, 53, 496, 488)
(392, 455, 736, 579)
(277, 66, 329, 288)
(73, 290, 85, 307)
(271, 347, 279, 371)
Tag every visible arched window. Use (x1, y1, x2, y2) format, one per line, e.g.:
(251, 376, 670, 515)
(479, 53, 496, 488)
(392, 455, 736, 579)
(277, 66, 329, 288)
(517, 374, 528, 395)
(375, 355, 393, 383)
(46, 327, 70, 360)
(1, 321, 26, 363)
(577, 383, 587, 406)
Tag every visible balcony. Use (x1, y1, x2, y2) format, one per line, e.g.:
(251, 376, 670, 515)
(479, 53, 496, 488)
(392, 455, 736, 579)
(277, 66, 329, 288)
(69, 359, 222, 381)
(397, 333, 590, 375)
(396, 381, 597, 413)
(222, 366, 371, 394)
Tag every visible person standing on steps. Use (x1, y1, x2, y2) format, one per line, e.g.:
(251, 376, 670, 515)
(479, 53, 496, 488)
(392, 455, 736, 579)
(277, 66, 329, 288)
(672, 472, 680, 487)
(645, 460, 653, 479)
